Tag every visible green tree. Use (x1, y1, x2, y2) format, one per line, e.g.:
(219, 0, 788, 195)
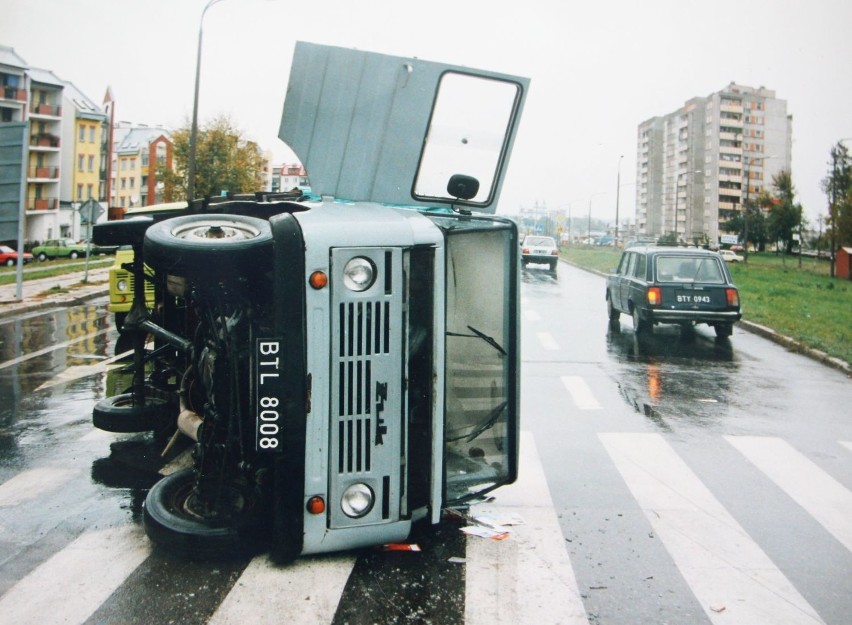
(158, 115, 266, 200)
(766, 169, 802, 255)
(820, 142, 852, 277)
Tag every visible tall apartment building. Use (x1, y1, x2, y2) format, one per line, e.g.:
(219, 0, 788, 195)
(0, 45, 110, 245)
(636, 83, 792, 246)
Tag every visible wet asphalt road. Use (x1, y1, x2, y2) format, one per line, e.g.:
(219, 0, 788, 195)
(0, 261, 850, 624)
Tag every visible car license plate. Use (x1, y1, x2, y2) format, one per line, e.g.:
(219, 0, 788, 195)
(675, 291, 711, 304)
(255, 338, 284, 452)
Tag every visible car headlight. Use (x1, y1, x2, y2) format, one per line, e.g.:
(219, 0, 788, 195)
(117, 279, 128, 292)
(341, 483, 374, 518)
(342, 257, 376, 292)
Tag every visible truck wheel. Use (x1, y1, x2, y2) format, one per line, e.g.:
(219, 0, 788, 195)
(92, 392, 172, 433)
(143, 469, 260, 559)
(144, 214, 272, 276)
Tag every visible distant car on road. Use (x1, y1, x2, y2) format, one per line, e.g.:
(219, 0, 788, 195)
(30, 238, 116, 260)
(521, 235, 558, 273)
(719, 249, 743, 263)
(606, 246, 741, 339)
(0, 245, 33, 266)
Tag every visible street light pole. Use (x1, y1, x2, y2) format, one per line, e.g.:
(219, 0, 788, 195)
(587, 191, 607, 244)
(614, 155, 624, 246)
(187, 0, 225, 203)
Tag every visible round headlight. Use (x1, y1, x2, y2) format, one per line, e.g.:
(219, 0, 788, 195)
(343, 257, 376, 292)
(117, 279, 128, 292)
(341, 483, 374, 518)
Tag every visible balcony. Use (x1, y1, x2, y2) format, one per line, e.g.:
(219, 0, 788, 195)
(30, 133, 60, 149)
(27, 197, 59, 211)
(1, 86, 27, 102)
(28, 166, 60, 180)
(29, 102, 62, 117)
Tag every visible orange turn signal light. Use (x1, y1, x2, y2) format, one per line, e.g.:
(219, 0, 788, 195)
(306, 496, 326, 515)
(309, 271, 328, 290)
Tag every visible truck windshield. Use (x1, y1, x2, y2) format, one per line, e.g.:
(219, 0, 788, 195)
(437, 217, 518, 502)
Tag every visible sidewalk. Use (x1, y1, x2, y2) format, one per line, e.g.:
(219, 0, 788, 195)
(0, 265, 111, 319)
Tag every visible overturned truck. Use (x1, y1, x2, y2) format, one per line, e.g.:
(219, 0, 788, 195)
(92, 42, 529, 560)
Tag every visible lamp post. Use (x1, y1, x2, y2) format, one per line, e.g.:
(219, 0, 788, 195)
(587, 191, 607, 244)
(614, 154, 624, 246)
(187, 0, 227, 202)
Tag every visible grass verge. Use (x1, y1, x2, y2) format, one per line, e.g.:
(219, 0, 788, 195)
(560, 245, 852, 367)
(0, 257, 113, 285)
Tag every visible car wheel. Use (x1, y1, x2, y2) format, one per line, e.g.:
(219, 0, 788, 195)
(92, 392, 172, 433)
(715, 323, 733, 339)
(144, 214, 273, 276)
(5, 259, 13, 267)
(37, 252, 48, 262)
(70, 251, 79, 260)
(550, 261, 558, 273)
(606, 293, 620, 321)
(143, 468, 262, 559)
(632, 306, 650, 335)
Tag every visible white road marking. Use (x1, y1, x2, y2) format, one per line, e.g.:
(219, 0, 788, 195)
(0, 327, 112, 370)
(561, 375, 602, 410)
(600, 432, 824, 625)
(523, 309, 541, 322)
(466, 431, 589, 625)
(36, 350, 133, 390)
(536, 331, 560, 351)
(840, 441, 852, 454)
(0, 467, 78, 506)
(0, 524, 151, 625)
(727, 435, 852, 553)
(209, 553, 356, 625)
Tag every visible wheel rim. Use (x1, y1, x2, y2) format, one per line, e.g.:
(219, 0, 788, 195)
(169, 219, 263, 243)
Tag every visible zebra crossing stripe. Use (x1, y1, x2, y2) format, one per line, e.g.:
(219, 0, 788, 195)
(726, 435, 852, 553)
(465, 431, 589, 625)
(0, 524, 151, 625)
(0, 467, 78, 506)
(537, 331, 560, 351)
(561, 375, 602, 410)
(208, 553, 356, 625)
(600, 432, 824, 625)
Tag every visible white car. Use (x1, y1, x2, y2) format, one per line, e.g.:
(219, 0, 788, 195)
(521, 235, 558, 272)
(719, 249, 743, 262)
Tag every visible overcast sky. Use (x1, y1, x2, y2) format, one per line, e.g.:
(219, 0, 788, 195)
(3, 0, 851, 224)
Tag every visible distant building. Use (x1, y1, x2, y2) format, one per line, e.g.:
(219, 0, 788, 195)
(271, 163, 309, 193)
(111, 123, 174, 216)
(636, 82, 792, 246)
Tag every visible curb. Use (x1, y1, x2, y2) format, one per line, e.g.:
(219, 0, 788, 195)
(0, 285, 110, 320)
(562, 258, 852, 378)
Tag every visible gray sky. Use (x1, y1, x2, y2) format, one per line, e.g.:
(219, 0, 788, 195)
(3, 0, 851, 224)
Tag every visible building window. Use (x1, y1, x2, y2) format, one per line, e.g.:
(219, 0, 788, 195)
(87, 184, 94, 198)
(77, 184, 83, 199)
(78, 154, 84, 171)
(121, 178, 126, 190)
(121, 159, 127, 171)
(130, 158, 136, 170)
(88, 155, 95, 171)
(79, 126, 85, 142)
(129, 178, 135, 189)
(89, 125, 95, 143)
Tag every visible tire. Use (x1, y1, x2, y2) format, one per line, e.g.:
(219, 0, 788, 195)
(715, 323, 733, 339)
(92, 392, 172, 433)
(114, 311, 128, 331)
(144, 214, 273, 276)
(5, 259, 13, 267)
(143, 469, 261, 559)
(37, 252, 48, 262)
(606, 292, 620, 321)
(632, 306, 651, 335)
(550, 261, 558, 274)
(70, 251, 79, 260)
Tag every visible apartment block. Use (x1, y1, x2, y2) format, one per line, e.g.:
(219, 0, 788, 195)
(0, 45, 111, 245)
(110, 123, 174, 215)
(636, 82, 792, 246)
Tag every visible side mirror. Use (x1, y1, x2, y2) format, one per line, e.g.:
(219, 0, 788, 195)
(446, 174, 480, 201)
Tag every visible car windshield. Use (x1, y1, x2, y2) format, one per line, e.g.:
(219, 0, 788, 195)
(656, 256, 725, 284)
(524, 237, 555, 246)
